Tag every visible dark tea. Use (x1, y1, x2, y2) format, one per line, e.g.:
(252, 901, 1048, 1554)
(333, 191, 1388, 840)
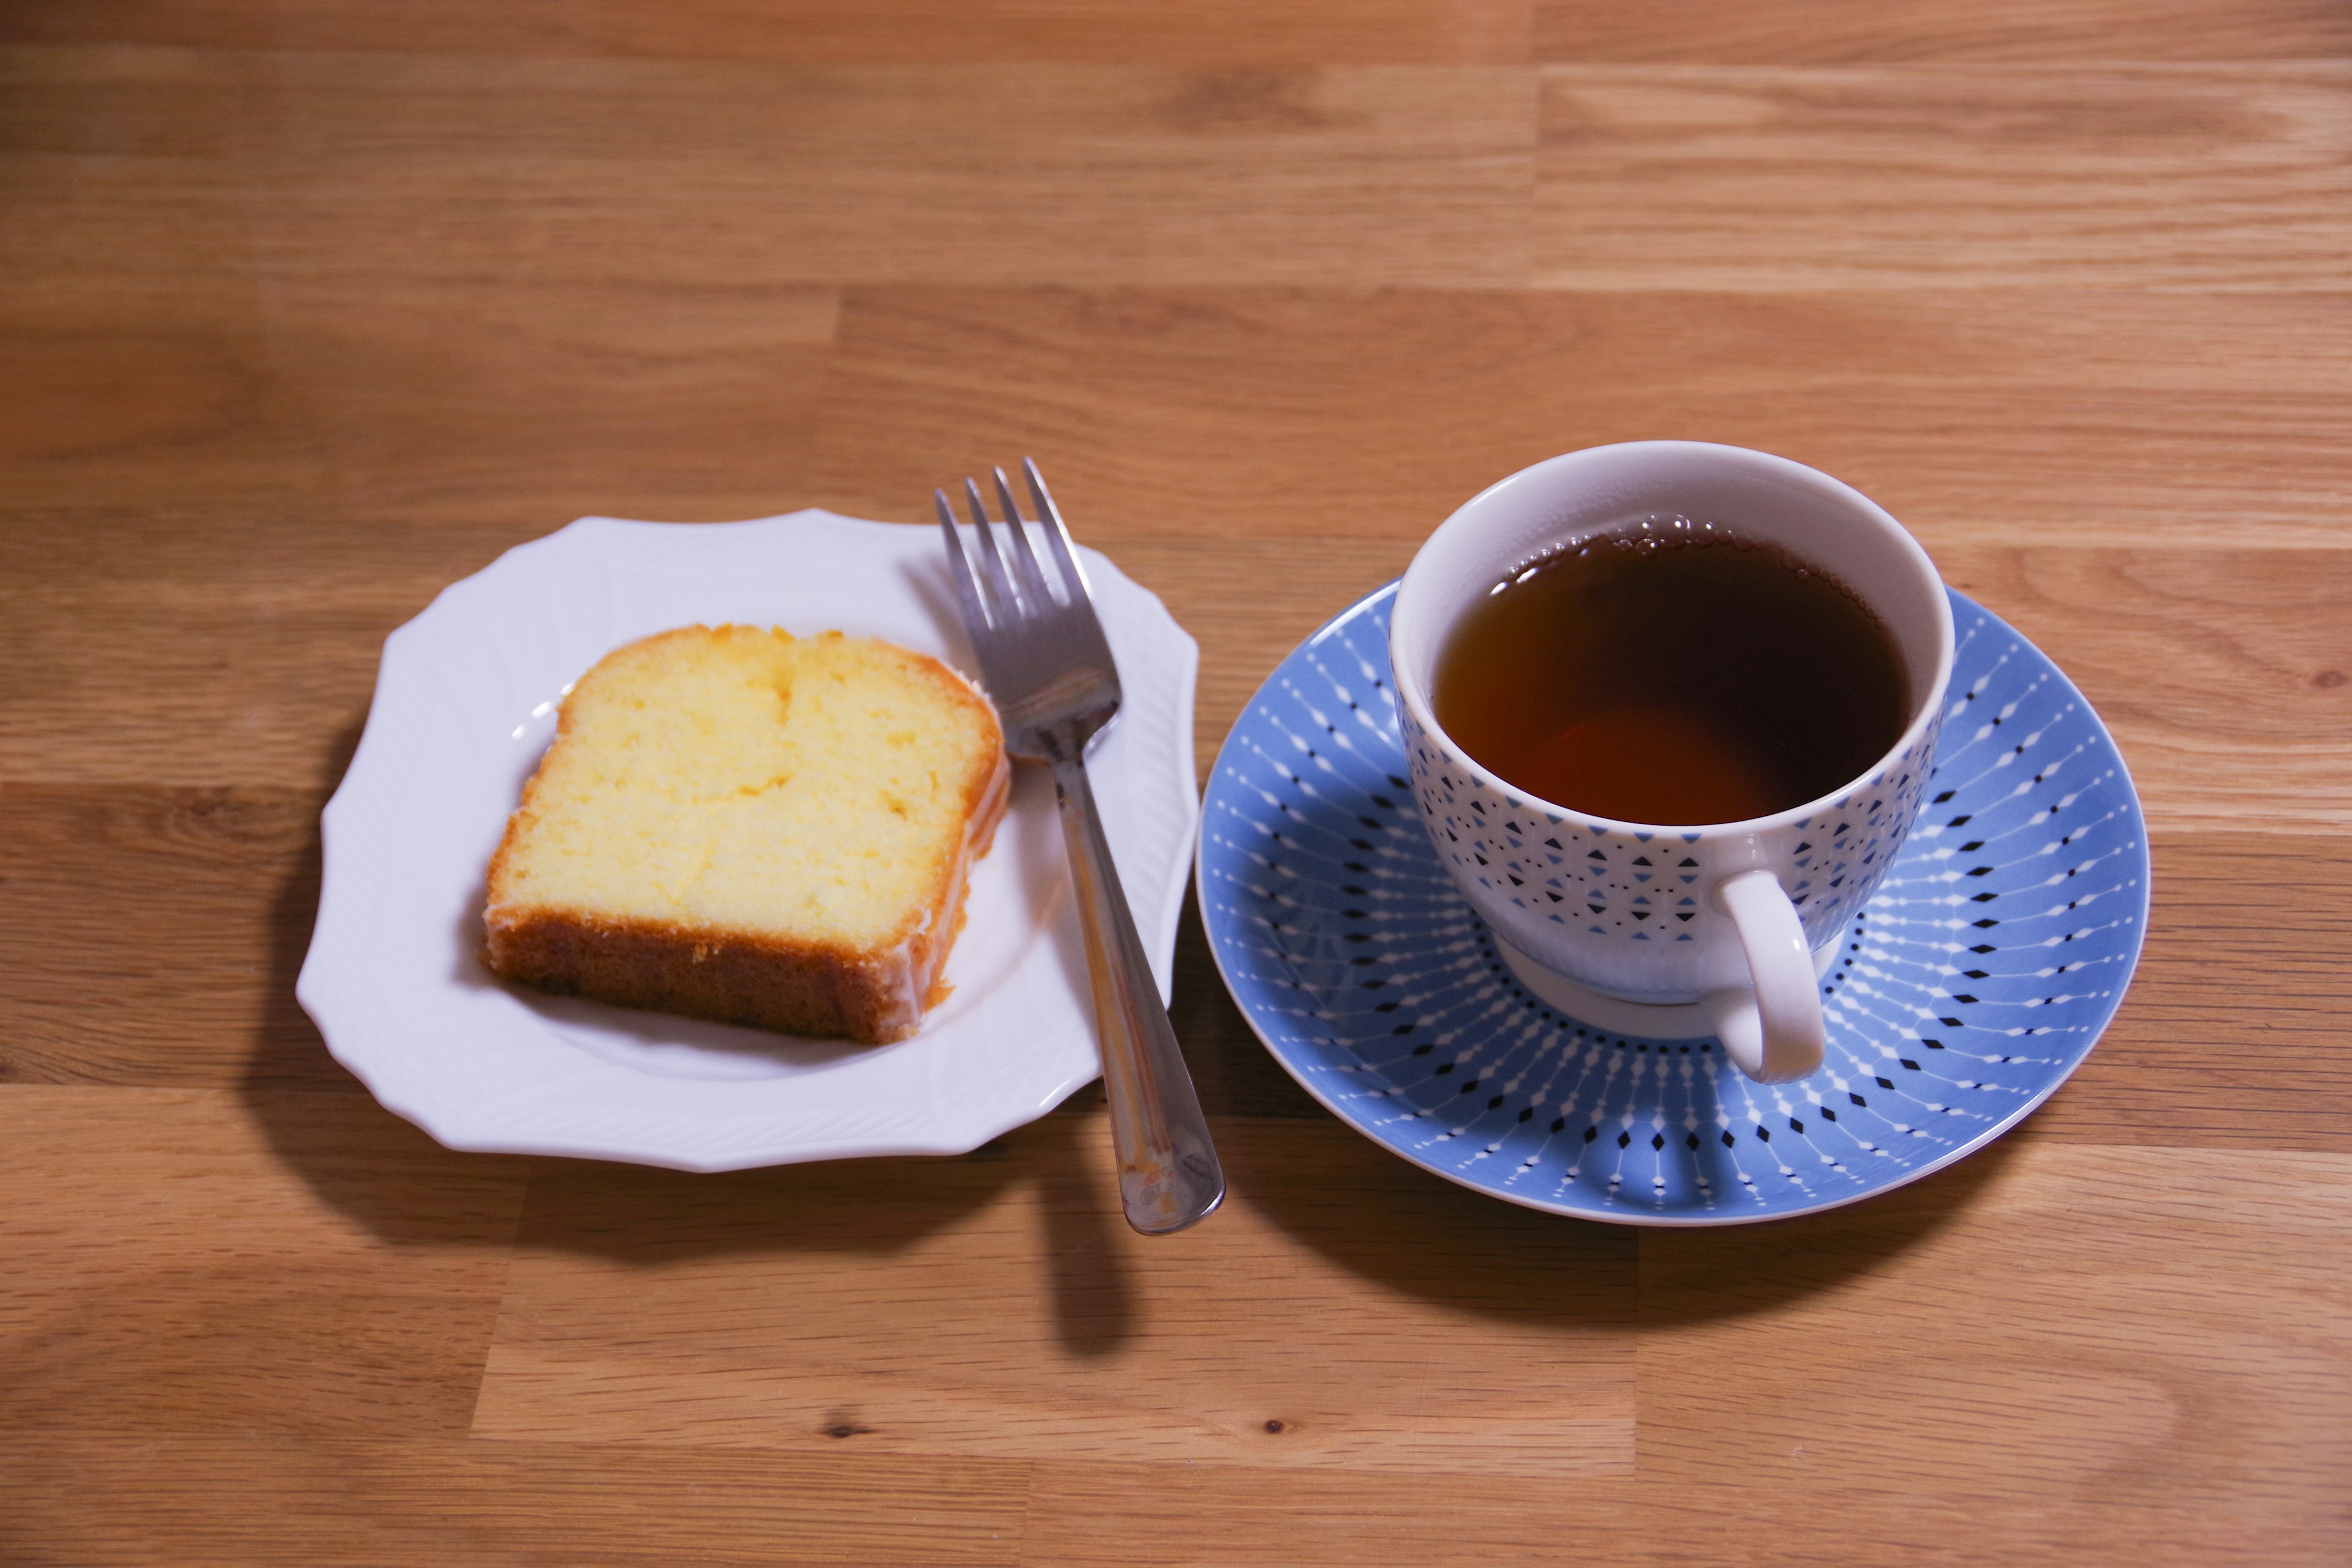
(1431, 518, 1910, 825)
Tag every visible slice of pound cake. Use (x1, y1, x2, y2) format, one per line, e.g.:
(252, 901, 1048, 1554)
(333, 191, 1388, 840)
(483, 625, 1009, 1044)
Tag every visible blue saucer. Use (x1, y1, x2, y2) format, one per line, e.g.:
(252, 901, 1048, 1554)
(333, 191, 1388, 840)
(1197, 584, 2148, 1226)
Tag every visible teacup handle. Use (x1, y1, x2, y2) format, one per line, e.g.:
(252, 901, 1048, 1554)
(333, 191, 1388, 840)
(1700, 869, 1825, 1084)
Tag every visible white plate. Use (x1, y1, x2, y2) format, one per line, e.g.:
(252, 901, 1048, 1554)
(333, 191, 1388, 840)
(298, 510, 1199, 1171)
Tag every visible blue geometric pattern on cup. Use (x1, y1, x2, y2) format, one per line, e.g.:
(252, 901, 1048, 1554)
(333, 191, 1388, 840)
(1401, 694, 1935, 954)
(1197, 583, 2149, 1226)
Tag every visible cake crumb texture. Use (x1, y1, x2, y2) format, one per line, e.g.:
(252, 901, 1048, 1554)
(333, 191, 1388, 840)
(483, 624, 1008, 1044)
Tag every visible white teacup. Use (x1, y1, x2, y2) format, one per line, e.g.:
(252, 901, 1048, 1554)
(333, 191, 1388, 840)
(1390, 442, 1956, 1083)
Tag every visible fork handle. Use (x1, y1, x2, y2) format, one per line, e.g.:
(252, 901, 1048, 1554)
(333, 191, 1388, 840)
(1048, 748, 1225, 1235)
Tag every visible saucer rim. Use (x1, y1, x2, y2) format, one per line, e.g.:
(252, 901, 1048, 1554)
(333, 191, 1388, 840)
(1196, 578, 2152, 1227)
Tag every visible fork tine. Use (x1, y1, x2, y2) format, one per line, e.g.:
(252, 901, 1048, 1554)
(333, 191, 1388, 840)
(1021, 458, 1094, 606)
(992, 465, 1058, 609)
(935, 488, 995, 633)
(961, 477, 1022, 617)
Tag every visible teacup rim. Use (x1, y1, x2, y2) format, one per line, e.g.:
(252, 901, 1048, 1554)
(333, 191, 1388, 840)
(1389, 440, 1959, 839)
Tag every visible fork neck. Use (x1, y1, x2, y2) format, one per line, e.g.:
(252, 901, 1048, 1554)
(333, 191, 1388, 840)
(1027, 718, 1095, 772)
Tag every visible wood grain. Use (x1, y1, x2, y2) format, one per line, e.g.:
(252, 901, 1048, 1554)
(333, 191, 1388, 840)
(473, 1114, 1636, 1472)
(1926, 547, 2352, 832)
(238, 51, 1538, 290)
(0, 271, 327, 511)
(0, 1436, 1031, 1567)
(20, 0, 2351, 70)
(3, 4, 2349, 1563)
(261, 274, 838, 520)
(0, 787, 336, 1085)
(1539, 65, 2352, 289)
(1537, 0, 2352, 65)
(807, 287, 2352, 548)
(0, 1, 1539, 67)
(1, 45, 1540, 287)
(2034, 835, 2352, 1152)
(0, 1087, 526, 1436)
(1637, 1139, 2352, 1561)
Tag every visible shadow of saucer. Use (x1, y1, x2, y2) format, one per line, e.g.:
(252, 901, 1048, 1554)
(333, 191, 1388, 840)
(1232, 1087, 2019, 1333)
(1223, 1112, 1642, 1333)
(1633, 1128, 2029, 1327)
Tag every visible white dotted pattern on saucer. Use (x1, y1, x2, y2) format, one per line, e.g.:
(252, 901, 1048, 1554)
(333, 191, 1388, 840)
(1197, 583, 2149, 1226)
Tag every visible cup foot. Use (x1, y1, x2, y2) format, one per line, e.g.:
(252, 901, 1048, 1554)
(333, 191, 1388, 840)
(1491, 933, 1838, 1042)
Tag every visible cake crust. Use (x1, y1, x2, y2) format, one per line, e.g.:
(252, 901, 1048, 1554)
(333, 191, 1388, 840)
(482, 625, 1009, 1045)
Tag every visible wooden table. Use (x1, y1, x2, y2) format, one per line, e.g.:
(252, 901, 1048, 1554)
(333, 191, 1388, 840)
(5, 4, 2348, 1562)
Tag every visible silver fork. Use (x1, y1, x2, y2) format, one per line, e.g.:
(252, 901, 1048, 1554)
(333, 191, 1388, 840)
(936, 459, 1224, 1236)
